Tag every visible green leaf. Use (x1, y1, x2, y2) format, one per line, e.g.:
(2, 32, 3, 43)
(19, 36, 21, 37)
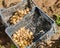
(11, 44, 16, 48)
(54, 14, 60, 26)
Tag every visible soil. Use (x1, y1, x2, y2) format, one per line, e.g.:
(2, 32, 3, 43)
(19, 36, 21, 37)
(0, 21, 15, 48)
(0, 0, 60, 48)
(0, 0, 21, 8)
(34, 0, 60, 17)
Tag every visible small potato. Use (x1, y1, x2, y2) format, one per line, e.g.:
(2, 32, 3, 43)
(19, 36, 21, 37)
(24, 41, 28, 45)
(21, 41, 24, 44)
(28, 35, 31, 39)
(13, 34, 17, 38)
(26, 7, 30, 12)
(16, 20, 19, 23)
(15, 31, 19, 34)
(17, 30, 20, 33)
(20, 27, 25, 31)
(30, 32, 33, 35)
(13, 21, 16, 24)
(16, 16, 20, 19)
(15, 40, 18, 43)
(24, 10, 27, 15)
(19, 17, 22, 20)
(17, 42, 20, 45)
(21, 10, 24, 15)
(18, 10, 21, 13)
(20, 14, 24, 17)
(13, 38, 16, 41)
(26, 29, 29, 33)
(12, 18, 16, 21)
(15, 12, 18, 15)
(12, 15, 16, 18)
(19, 44, 21, 46)
(22, 45, 25, 46)
(17, 33, 20, 36)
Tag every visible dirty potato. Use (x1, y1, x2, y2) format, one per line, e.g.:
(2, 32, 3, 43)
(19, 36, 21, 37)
(9, 7, 30, 25)
(12, 27, 34, 48)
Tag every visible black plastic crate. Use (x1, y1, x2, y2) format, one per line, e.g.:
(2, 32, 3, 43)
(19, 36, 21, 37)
(5, 7, 56, 48)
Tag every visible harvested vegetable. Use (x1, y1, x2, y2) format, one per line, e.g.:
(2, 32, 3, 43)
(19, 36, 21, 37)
(8, 7, 30, 25)
(12, 27, 34, 48)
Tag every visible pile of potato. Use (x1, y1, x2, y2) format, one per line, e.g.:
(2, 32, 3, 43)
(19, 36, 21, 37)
(12, 27, 34, 48)
(8, 7, 30, 25)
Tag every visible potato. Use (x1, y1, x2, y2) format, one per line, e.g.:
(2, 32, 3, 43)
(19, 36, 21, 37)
(30, 32, 33, 35)
(9, 7, 30, 25)
(12, 27, 34, 48)
(24, 10, 27, 15)
(26, 7, 30, 12)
